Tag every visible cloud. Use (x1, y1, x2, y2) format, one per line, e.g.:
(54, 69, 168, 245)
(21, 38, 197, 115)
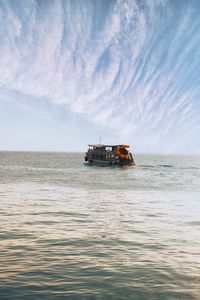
(0, 0, 199, 153)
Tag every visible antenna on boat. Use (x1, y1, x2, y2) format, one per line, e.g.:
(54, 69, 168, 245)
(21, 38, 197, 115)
(99, 136, 102, 145)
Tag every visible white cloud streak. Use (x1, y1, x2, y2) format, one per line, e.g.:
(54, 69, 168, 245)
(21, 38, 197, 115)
(0, 0, 200, 153)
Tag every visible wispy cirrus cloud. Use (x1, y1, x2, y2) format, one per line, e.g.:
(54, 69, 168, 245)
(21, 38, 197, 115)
(0, 0, 199, 153)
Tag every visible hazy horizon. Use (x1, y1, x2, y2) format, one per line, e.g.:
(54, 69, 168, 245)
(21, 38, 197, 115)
(0, 149, 199, 158)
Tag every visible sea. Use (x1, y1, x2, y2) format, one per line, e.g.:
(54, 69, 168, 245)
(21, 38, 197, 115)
(0, 151, 200, 300)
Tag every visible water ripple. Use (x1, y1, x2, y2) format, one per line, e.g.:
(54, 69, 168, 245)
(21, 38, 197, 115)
(0, 152, 200, 299)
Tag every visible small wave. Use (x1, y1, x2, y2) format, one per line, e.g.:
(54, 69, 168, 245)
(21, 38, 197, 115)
(157, 165, 174, 168)
(186, 221, 200, 226)
(180, 167, 199, 170)
(139, 164, 174, 169)
(139, 165, 156, 168)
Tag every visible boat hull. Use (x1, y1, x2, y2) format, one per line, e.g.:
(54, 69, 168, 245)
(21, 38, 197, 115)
(85, 158, 135, 167)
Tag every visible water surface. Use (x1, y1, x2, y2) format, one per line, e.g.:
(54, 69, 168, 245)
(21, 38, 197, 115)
(0, 152, 200, 299)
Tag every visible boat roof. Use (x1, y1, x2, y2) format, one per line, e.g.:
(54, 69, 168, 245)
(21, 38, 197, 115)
(88, 144, 130, 148)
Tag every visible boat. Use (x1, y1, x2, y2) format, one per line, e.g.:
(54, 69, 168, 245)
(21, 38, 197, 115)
(84, 144, 135, 167)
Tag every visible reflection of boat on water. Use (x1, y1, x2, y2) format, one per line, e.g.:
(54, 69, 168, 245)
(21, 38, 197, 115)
(84, 144, 135, 167)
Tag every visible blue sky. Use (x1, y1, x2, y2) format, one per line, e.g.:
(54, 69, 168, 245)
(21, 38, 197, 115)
(0, 0, 200, 153)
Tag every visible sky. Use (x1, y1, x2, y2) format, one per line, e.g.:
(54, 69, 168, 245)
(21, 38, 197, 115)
(0, 0, 200, 154)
